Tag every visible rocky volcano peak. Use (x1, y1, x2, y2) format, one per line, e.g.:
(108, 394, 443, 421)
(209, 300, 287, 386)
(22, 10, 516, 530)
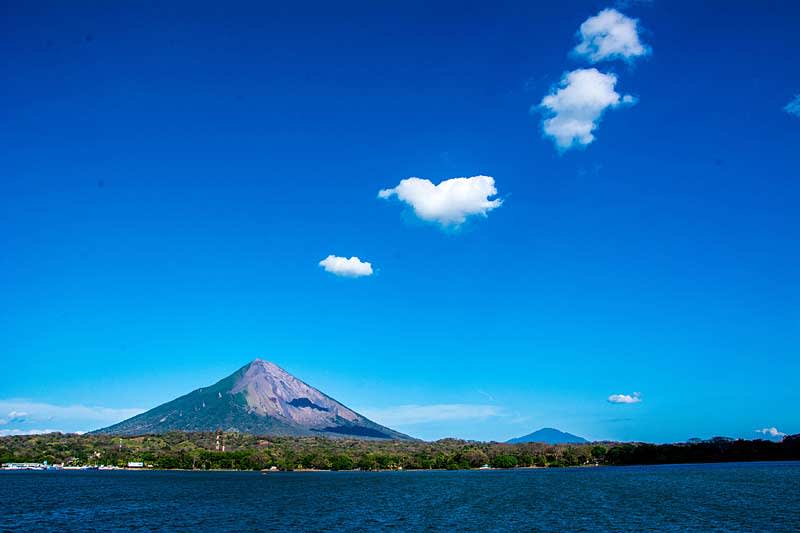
(231, 358, 360, 425)
(92, 358, 411, 440)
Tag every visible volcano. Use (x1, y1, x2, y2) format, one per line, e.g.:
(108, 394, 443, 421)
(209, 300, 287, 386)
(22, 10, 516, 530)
(93, 359, 411, 439)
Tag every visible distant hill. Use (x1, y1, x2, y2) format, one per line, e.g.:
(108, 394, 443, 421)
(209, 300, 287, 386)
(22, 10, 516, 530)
(506, 427, 588, 444)
(93, 359, 412, 440)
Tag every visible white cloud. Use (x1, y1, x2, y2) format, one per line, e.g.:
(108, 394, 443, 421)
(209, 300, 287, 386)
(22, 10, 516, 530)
(755, 427, 786, 438)
(608, 392, 641, 404)
(0, 428, 67, 437)
(0, 399, 143, 433)
(540, 68, 635, 150)
(359, 404, 504, 426)
(319, 255, 373, 277)
(785, 95, 800, 117)
(378, 175, 502, 227)
(574, 8, 649, 63)
(477, 389, 497, 402)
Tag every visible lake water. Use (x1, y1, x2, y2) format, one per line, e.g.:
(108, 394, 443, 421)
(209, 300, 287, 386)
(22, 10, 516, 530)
(2, 461, 799, 531)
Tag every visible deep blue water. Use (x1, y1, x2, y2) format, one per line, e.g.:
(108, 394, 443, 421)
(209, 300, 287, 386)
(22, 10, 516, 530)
(2, 462, 799, 531)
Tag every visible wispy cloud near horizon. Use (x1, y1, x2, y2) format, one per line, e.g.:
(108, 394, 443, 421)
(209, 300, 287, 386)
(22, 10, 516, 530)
(0, 428, 72, 437)
(359, 403, 505, 427)
(0, 399, 144, 434)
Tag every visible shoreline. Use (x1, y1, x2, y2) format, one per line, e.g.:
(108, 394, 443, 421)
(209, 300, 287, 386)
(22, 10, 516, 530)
(4, 460, 799, 474)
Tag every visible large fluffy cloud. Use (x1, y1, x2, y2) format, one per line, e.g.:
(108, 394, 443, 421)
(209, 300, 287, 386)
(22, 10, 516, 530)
(319, 255, 373, 277)
(378, 175, 502, 227)
(785, 95, 800, 117)
(574, 8, 649, 63)
(608, 392, 641, 404)
(540, 68, 635, 150)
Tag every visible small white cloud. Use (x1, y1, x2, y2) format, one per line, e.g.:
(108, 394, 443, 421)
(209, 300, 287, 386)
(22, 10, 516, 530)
(378, 175, 502, 227)
(785, 95, 800, 117)
(318, 255, 373, 277)
(755, 427, 786, 438)
(7, 410, 29, 420)
(574, 8, 649, 63)
(608, 392, 642, 404)
(540, 68, 635, 151)
(359, 404, 504, 426)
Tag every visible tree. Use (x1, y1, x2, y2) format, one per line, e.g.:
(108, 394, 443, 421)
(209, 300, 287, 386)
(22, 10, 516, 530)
(490, 454, 518, 468)
(330, 454, 354, 471)
(461, 448, 489, 468)
(591, 445, 607, 462)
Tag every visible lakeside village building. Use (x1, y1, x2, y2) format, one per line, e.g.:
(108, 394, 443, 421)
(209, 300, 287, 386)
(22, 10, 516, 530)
(1, 462, 50, 470)
(2, 461, 148, 470)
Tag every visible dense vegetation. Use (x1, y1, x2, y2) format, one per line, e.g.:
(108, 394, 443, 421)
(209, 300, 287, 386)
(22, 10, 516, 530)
(2, 432, 798, 470)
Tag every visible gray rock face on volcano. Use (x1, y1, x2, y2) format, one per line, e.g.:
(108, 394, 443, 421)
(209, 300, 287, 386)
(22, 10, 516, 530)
(93, 359, 411, 439)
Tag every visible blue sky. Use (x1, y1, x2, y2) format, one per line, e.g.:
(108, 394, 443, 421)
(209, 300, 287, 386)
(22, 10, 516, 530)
(1, 0, 798, 442)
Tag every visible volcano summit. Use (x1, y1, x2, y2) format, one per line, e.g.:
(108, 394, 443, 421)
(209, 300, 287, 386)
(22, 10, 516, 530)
(93, 359, 411, 439)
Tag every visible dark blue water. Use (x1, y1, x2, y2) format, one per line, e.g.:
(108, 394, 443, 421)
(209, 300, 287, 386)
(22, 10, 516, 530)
(2, 462, 799, 531)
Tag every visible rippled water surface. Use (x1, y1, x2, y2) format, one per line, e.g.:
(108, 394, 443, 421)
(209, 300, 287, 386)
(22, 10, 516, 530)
(2, 461, 799, 531)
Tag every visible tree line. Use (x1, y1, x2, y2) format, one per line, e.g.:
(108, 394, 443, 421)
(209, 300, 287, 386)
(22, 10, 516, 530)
(1, 432, 798, 471)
